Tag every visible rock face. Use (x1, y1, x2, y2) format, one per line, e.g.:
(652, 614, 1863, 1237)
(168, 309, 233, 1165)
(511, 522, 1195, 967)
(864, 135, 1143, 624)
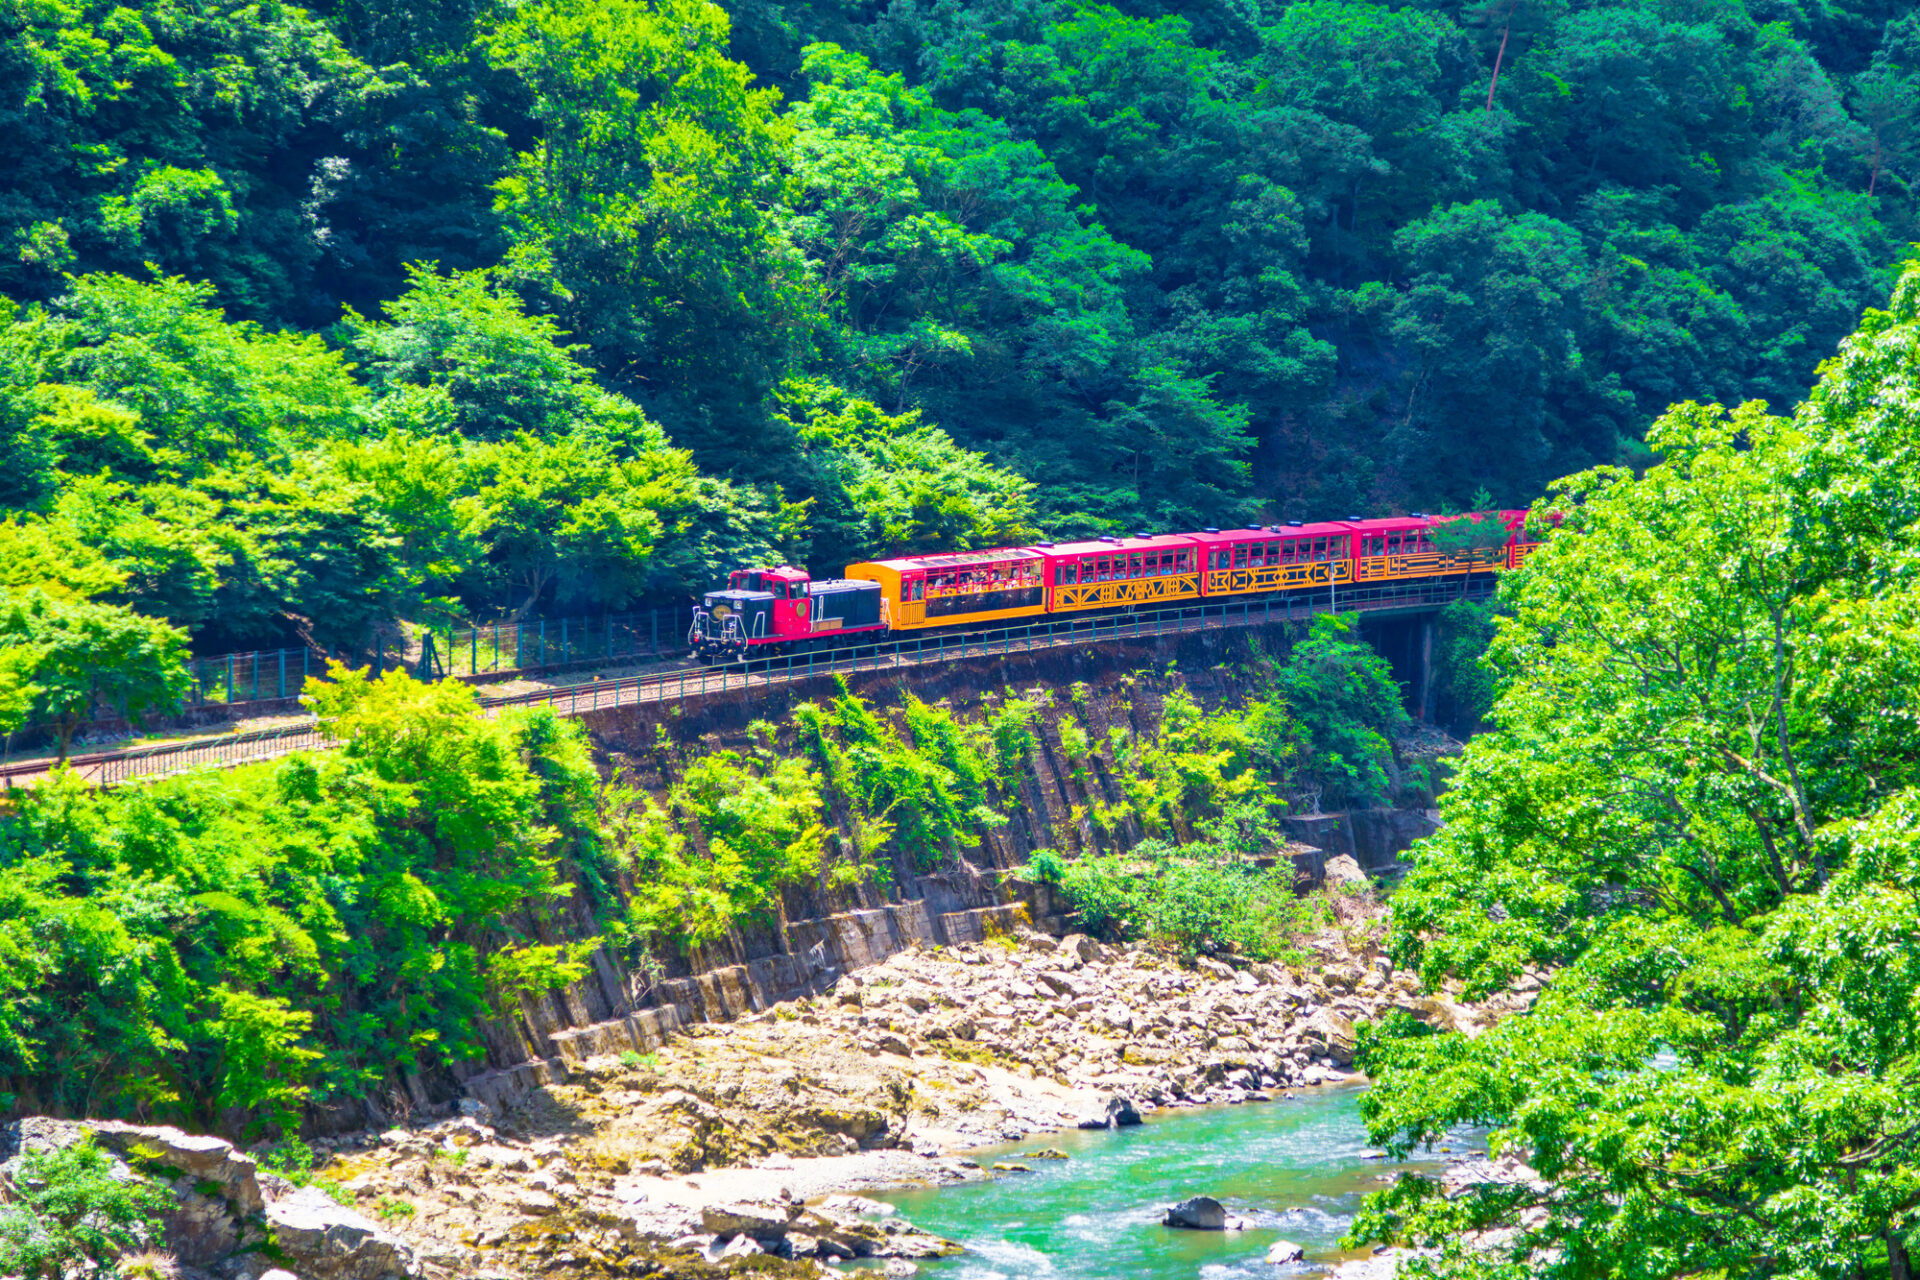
(701, 1197, 799, 1239)
(0, 1117, 417, 1280)
(2, 1117, 273, 1268)
(267, 1185, 419, 1280)
(1162, 1196, 1229, 1230)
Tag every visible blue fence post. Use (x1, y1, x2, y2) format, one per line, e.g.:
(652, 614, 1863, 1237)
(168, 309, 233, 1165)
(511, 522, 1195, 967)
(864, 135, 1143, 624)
(226, 655, 234, 703)
(540, 619, 547, 666)
(278, 650, 286, 699)
(651, 610, 659, 656)
(562, 617, 569, 665)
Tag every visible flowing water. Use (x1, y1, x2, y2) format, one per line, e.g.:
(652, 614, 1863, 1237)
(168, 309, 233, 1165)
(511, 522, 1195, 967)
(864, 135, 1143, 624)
(872, 1086, 1467, 1279)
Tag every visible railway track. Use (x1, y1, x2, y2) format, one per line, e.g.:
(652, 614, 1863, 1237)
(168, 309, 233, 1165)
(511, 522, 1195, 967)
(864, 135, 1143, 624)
(0, 578, 1491, 790)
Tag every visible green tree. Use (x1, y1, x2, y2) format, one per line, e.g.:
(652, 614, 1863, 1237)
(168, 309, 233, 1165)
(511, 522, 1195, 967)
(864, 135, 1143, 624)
(487, 0, 807, 466)
(0, 590, 189, 759)
(1268, 613, 1408, 808)
(1352, 266, 1920, 1277)
(773, 378, 1037, 565)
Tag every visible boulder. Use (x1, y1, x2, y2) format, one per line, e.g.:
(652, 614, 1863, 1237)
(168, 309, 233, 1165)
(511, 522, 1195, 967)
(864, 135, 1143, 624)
(267, 1185, 419, 1280)
(883, 1261, 921, 1277)
(1299, 1008, 1358, 1066)
(1323, 854, 1369, 887)
(1076, 1095, 1143, 1130)
(1161, 1196, 1228, 1230)
(89, 1122, 265, 1215)
(1058, 934, 1101, 965)
(717, 1234, 764, 1260)
(702, 1198, 798, 1239)
(1267, 1239, 1307, 1263)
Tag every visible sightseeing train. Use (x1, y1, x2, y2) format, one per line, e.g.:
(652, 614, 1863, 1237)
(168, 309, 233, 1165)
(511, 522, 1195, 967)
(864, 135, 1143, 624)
(687, 511, 1540, 663)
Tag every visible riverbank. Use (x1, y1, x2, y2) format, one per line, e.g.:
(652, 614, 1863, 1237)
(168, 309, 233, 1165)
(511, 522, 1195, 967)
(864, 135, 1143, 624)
(314, 898, 1533, 1277)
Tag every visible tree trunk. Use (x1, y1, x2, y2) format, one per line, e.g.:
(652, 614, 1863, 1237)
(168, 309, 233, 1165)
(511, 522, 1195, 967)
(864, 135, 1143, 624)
(1485, 0, 1518, 115)
(1890, 1231, 1912, 1280)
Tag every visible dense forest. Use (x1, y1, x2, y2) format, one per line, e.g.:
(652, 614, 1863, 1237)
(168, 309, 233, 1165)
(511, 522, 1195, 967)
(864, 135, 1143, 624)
(0, 0, 1912, 660)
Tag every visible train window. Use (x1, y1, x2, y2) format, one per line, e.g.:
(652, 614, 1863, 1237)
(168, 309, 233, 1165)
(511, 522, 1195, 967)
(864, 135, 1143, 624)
(774, 582, 788, 599)
(1061, 562, 1077, 586)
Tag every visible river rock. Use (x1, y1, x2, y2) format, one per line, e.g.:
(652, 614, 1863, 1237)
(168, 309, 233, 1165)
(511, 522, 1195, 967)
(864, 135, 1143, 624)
(1267, 1238, 1307, 1263)
(717, 1234, 764, 1260)
(267, 1185, 420, 1279)
(1078, 1094, 1143, 1129)
(1162, 1196, 1228, 1230)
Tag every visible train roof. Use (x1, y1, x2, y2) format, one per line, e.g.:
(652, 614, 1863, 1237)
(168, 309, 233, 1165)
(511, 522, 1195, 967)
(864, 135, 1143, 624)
(1039, 534, 1201, 557)
(858, 547, 1046, 572)
(1186, 521, 1356, 543)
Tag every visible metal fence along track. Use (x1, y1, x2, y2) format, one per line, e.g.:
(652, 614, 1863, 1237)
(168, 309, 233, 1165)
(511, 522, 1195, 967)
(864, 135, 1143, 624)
(2, 578, 1492, 790)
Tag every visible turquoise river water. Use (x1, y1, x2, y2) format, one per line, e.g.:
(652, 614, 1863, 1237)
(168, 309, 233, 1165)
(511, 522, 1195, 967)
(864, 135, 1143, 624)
(873, 1085, 1465, 1280)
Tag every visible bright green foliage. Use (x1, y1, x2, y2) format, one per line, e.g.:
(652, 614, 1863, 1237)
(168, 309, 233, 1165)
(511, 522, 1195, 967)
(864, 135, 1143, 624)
(773, 379, 1038, 565)
(0, 589, 190, 757)
(0, 269, 802, 651)
(612, 734, 828, 950)
(0, 1136, 173, 1279)
(782, 43, 1258, 530)
(1265, 615, 1408, 809)
(0, 667, 604, 1128)
(487, 0, 806, 464)
(0, 0, 1909, 550)
(1350, 264, 1920, 1277)
(1098, 686, 1266, 838)
(1045, 803, 1317, 963)
(797, 684, 1002, 873)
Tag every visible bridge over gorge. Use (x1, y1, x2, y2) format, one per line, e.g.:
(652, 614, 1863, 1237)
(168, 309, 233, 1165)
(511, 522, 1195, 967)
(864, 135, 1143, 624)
(0, 578, 1493, 791)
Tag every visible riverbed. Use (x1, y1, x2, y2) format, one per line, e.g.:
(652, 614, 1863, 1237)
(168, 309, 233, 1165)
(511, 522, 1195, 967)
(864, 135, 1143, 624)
(879, 1085, 1458, 1279)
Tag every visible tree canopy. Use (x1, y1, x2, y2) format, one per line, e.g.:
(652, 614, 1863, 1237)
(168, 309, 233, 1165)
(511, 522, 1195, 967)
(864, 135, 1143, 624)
(1351, 259, 1920, 1279)
(0, 0, 1906, 658)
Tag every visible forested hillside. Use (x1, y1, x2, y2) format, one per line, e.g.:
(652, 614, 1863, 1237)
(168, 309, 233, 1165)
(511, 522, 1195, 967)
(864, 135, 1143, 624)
(0, 0, 1909, 657)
